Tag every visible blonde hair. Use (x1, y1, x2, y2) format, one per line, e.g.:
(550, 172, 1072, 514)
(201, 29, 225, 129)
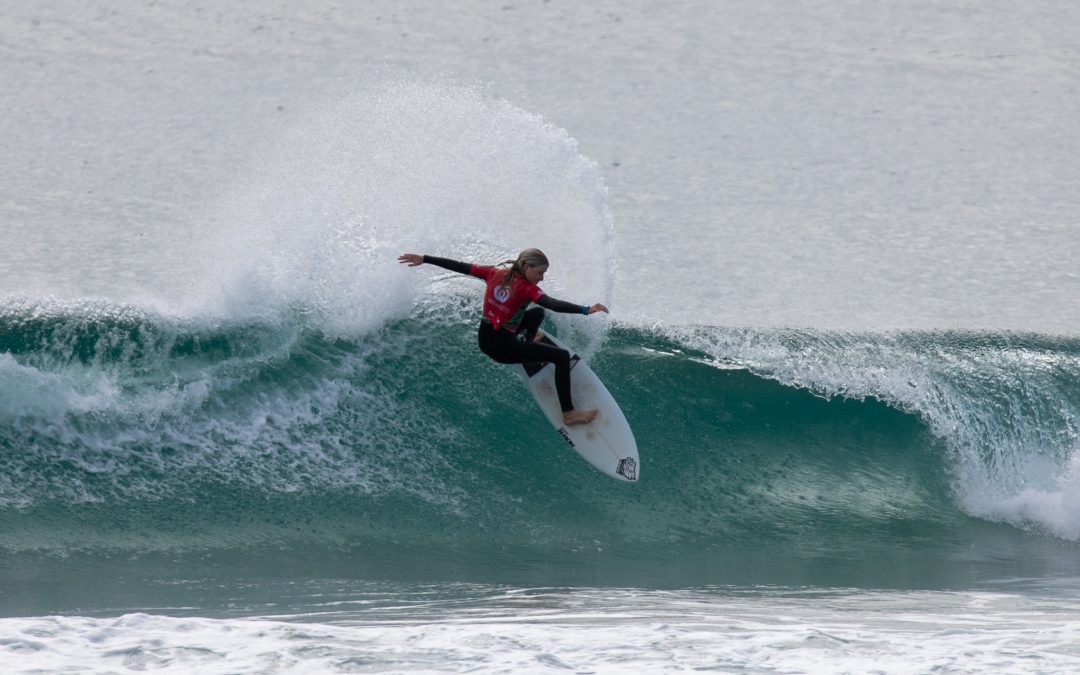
(498, 248, 549, 288)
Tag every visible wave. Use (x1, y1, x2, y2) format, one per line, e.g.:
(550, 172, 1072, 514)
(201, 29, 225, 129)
(3, 77, 1079, 560)
(3, 298, 1079, 558)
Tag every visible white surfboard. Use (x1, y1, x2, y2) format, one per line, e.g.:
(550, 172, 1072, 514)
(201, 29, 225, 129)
(516, 333, 639, 482)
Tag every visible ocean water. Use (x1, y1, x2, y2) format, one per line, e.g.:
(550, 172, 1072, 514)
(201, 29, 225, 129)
(3, 1, 1080, 672)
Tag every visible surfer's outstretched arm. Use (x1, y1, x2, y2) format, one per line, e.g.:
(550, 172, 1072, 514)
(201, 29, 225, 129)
(536, 295, 609, 316)
(398, 253, 473, 275)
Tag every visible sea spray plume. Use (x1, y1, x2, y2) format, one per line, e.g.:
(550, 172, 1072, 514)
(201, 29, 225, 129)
(198, 76, 615, 353)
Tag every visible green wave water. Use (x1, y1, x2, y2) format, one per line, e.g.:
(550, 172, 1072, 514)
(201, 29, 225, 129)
(3, 299, 1079, 591)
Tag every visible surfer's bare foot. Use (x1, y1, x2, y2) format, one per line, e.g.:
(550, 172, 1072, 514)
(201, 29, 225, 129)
(563, 409, 598, 426)
(532, 329, 546, 342)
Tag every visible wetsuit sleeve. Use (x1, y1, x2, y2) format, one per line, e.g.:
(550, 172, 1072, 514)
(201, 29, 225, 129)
(422, 255, 473, 276)
(536, 294, 589, 315)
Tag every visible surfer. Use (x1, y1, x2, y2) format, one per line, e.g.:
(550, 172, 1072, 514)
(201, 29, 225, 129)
(398, 249, 609, 425)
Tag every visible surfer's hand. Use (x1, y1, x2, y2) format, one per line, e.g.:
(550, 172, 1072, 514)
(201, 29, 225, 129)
(398, 253, 424, 266)
(587, 304, 609, 315)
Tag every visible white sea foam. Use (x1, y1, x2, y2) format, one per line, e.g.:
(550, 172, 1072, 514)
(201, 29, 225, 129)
(0, 352, 122, 422)
(3, 588, 1080, 674)
(975, 451, 1080, 541)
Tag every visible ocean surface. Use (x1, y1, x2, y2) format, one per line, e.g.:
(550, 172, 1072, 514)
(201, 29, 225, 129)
(3, 1, 1080, 672)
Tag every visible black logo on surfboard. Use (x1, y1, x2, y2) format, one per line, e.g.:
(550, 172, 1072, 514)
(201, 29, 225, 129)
(557, 427, 576, 448)
(616, 457, 637, 481)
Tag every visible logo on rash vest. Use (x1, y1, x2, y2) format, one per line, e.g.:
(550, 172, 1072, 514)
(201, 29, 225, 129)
(494, 285, 511, 303)
(616, 457, 637, 481)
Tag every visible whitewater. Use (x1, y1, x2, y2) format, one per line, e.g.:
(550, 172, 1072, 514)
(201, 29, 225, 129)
(3, 1, 1080, 672)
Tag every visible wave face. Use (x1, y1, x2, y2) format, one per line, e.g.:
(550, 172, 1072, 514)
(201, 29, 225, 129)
(3, 299, 1080, 567)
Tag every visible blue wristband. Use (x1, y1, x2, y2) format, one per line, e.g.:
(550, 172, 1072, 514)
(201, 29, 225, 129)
(582, 305, 589, 315)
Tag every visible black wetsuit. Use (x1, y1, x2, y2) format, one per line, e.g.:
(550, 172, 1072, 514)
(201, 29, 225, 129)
(423, 255, 589, 413)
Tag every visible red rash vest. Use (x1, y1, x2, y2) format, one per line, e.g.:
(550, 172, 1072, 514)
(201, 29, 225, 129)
(471, 265, 544, 332)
